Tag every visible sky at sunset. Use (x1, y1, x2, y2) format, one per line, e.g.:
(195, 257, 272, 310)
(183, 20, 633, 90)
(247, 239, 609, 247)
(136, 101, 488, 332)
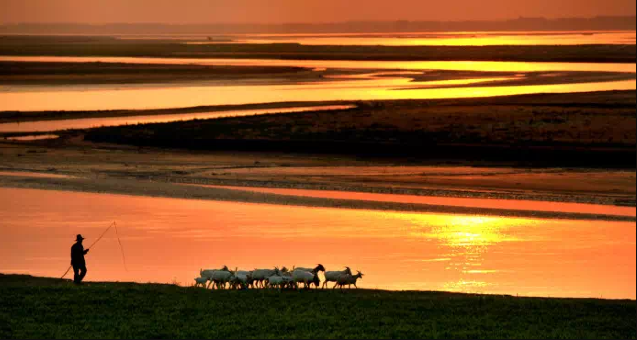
(1, 0, 635, 24)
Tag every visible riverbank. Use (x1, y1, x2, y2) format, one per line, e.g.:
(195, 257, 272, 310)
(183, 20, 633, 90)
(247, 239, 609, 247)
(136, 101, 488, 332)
(0, 175, 632, 221)
(0, 274, 634, 339)
(0, 101, 351, 124)
(0, 141, 634, 216)
(0, 92, 634, 210)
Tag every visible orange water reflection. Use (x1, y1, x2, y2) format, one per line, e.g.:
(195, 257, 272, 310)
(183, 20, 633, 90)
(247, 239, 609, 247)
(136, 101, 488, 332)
(5, 134, 59, 141)
(206, 31, 637, 46)
(0, 187, 634, 299)
(0, 105, 352, 133)
(188, 184, 637, 218)
(0, 78, 634, 112)
(108, 31, 636, 46)
(1, 56, 634, 111)
(2, 56, 634, 73)
(0, 171, 71, 179)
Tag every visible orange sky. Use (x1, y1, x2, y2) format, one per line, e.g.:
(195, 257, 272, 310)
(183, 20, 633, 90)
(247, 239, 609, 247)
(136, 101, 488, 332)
(1, 0, 635, 24)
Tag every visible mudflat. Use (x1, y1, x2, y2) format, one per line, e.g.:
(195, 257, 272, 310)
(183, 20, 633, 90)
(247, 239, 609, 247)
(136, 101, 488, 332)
(79, 91, 636, 168)
(0, 92, 634, 213)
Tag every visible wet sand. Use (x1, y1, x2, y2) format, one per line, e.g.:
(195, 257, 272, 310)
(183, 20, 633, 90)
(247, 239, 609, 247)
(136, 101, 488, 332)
(0, 138, 634, 219)
(0, 91, 633, 221)
(0, 91, 634, 212)
(186, 184, 636, 218)
(0, 173, 633, 222)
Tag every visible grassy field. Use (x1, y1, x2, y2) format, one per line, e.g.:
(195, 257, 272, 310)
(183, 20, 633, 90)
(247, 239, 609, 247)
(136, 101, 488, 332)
(83, 91, 637, 168)
(0, 274, 635, 339)
(0, 35, 635, 62)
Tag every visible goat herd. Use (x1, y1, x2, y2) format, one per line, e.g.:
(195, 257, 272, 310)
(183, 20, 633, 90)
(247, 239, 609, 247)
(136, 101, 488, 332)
(195, 264, 364, 291)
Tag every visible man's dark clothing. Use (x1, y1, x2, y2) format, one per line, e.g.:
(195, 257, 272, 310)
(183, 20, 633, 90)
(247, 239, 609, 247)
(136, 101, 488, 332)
(72, 265, 87, 284)
(71, 242, 88, 284)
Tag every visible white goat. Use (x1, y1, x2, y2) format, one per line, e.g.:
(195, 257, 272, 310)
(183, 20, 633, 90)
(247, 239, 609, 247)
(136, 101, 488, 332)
(292, 270, 320, 289)
(210, 268, 234, 290)
(267, 275, 295, 290)
(194, 276, 208, 288)
(294, 264, 326, 275)
(230, 270, 253, 290)
(334, 271, 364, 290)
(252, 268, 278, 288)
(200, 266, 230, 289)
(322, 267, 352, 289)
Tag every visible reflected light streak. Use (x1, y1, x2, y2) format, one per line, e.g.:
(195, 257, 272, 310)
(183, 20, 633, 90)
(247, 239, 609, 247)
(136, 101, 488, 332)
(215, 31, 637, 47)
(402, 215, 531, 247)
(0, 78, 634, 112)
(1, 56, 634, 73)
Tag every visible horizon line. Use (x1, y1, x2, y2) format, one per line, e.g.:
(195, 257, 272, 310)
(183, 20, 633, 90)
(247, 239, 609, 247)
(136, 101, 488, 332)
(2, 15, 636, 27)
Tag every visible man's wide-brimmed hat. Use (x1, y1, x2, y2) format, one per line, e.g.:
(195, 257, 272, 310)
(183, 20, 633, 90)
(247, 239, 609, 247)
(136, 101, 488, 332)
(76, 234, 85, 242)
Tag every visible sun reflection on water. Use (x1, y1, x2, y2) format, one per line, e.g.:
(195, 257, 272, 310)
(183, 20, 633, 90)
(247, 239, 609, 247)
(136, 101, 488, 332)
(399, 214, 537, 292)
(408, 215, 528, 247)
(0, 187, 634, 298)
(443, 280, 491, 294)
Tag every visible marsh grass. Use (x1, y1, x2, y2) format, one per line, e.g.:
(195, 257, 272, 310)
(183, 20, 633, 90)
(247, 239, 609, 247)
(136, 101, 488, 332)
(82, 91, 637, 168)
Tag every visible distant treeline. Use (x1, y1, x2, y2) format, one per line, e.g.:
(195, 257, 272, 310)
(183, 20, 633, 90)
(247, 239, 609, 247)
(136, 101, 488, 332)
(1, 16, 635, 34)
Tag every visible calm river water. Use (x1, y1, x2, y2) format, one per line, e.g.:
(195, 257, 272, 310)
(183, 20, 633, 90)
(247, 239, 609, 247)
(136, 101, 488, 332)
(0, 56, 634, 112)
(0, 187, 634, 299)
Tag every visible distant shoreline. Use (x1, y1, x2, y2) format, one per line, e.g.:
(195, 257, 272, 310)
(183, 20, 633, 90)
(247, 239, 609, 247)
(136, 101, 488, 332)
(1, 35, 635, 63)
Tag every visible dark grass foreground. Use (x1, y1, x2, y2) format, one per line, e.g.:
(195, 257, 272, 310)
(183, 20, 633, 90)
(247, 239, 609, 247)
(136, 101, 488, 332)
(1, 275, 635, 339)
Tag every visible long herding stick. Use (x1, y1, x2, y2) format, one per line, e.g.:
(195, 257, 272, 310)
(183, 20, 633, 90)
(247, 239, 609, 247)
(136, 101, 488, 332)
(61, 221, 126, 279)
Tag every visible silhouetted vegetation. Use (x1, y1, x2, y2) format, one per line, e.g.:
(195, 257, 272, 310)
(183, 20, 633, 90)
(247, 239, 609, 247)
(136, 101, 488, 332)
(0, 101, 348, 124)
(84, 91, 637, 168)
(1, 274, 635, 339)
(0, 35, 634, 63)
(0, 61, 313, 85)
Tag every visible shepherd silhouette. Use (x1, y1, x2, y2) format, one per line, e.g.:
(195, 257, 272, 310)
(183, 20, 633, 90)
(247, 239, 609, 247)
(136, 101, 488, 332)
(71, 234, 90, 284)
